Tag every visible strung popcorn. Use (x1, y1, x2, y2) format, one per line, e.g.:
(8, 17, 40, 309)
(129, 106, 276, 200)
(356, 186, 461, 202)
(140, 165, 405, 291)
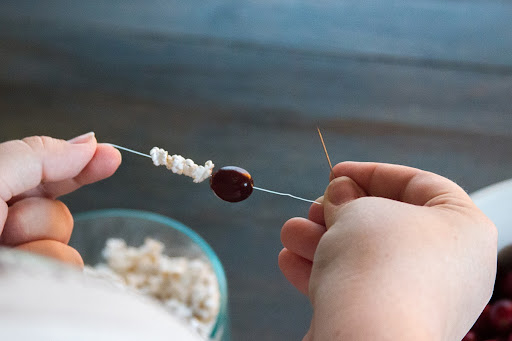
(150, 147, 214, 183)
(107, 143, 320, 204)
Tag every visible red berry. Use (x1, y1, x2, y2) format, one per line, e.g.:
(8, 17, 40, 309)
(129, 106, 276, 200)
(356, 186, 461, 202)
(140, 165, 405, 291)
(461, 330, 477, 341)
(490, 299, 512, 332)
(210, 166, 254, 202)
(474, 304, 492, 333)
(502, 272, 512, 299)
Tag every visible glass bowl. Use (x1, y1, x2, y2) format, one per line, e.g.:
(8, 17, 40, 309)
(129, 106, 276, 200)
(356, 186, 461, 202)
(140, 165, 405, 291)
(69, 209, 230, 341)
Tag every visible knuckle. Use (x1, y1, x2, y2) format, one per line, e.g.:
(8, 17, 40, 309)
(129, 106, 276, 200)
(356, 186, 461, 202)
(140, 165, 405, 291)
(471, 209, 498, 244)
(21, 136, 45, 153)
(21, 136, 58, 157)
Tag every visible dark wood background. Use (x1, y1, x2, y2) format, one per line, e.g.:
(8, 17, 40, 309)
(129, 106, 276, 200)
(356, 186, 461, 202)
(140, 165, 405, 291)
(1, 1, 512, 339)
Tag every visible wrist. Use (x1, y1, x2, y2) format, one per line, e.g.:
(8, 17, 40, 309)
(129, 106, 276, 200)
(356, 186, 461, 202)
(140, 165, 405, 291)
(308, 271, 446, 341)
(310, 293, 443, 341)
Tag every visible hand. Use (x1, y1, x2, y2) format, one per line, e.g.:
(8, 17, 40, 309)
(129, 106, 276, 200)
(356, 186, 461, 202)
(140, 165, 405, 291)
(0, 133, 121, 267)
(279, 162, 497, 340)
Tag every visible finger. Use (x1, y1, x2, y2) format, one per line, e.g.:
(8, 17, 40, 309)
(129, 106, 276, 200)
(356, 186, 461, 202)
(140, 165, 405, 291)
(16, 239, 84, 268)
(281, 217, 326, 261)
(278, 248, 312, 296)
(73, 143, 121, 187)
(19, 143, 122, 199)
(323, 176, 368, 229)
(0, 133, 97, 202)
(303, 326, 314, 341)
(0, 197, 73, 246)
(331, 161, 471, 207)
(323, 175, 367, 207)
(308, 196, 325, 226)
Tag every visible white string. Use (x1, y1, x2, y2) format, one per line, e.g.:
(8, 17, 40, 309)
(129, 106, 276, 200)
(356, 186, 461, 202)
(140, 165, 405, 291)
(107, 143, 320, 205)
(106, 143, 152, 158)
(253, 186, 321, 205)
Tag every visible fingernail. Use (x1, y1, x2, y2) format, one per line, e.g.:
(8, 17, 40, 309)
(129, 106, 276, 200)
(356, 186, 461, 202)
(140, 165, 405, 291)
(68, 132, 95, 144)
(326, 177, 352, 206)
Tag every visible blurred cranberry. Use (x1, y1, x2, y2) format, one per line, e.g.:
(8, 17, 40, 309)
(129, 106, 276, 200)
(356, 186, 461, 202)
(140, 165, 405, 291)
(474, 304, 492, 333)
(502, 273, 512, 299)
(490, 299, 512, 332)
(461, 330, 477, 341)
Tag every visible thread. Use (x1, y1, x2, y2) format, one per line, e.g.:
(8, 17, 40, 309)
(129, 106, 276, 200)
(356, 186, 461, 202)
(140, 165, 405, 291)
(107, 143, 320, 205)
(253, 186, 320, 205)
(106, 144, 151, 158)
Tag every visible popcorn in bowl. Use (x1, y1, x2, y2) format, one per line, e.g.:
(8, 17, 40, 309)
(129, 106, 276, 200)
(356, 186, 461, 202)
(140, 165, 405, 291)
(84, 238, 220, 339)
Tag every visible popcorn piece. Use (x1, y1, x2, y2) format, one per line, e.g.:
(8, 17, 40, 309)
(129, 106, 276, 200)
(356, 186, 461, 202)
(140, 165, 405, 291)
(150, 147, 214, 183)
(150, 147, 168, 166)
(165, 298, 193, 319)
(85, 238, 221, 339)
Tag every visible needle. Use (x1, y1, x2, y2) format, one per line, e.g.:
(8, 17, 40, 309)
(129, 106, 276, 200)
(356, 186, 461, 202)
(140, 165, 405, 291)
(316, 126, 334, 176)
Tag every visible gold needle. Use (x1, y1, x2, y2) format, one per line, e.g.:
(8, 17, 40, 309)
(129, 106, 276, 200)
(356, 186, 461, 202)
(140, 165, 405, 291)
(316, 126, 333, 175)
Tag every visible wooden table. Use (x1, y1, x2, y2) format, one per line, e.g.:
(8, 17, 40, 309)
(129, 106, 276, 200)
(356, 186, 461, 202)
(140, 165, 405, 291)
(1, 1, 512, 339)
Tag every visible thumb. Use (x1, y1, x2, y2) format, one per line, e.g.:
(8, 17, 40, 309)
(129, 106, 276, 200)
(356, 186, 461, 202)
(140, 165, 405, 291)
(0, 133, 97, 202)
(323, 176, 366, 229)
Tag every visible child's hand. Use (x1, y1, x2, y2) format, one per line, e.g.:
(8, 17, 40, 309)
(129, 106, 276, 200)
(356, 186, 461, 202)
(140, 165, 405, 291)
(279, 162, 497, 340)
(0, 133, 121, 266)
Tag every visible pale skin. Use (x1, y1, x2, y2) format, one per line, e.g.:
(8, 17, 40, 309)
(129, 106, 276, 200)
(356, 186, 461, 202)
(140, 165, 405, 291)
(279, 162, 498, 341)
(0, 134, 497, 340)
(0, 133, 121, 266)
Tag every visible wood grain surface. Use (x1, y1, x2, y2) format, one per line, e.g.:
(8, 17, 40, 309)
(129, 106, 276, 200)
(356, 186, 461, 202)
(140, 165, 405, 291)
(1, 1, 512, 339)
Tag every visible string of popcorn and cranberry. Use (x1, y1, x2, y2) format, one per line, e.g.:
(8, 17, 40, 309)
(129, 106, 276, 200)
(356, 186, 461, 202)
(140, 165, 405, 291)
(107, 144, 320, 204)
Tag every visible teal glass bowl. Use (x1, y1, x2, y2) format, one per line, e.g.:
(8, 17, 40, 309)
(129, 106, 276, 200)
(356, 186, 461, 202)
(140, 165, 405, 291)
(69, 209, 230, 341)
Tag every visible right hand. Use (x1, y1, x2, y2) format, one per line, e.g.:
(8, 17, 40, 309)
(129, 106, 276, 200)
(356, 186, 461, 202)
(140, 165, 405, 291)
(279, 162, 497, 340)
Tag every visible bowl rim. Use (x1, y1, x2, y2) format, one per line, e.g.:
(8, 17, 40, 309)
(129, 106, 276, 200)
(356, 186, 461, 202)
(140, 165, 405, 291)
(74, 208, 228, 339)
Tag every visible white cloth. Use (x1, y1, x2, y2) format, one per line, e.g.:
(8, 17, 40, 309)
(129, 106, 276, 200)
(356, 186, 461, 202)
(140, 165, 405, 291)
(0, 248, 203, 341)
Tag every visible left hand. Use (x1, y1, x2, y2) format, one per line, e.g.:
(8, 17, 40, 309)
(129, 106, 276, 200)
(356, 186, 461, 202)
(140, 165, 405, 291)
(0, 133, 121, 266)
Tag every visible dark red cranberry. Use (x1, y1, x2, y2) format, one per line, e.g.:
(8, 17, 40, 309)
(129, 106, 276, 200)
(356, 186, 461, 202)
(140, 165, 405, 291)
(461, 331, 477, 341)
(474, 304, 492, 334)
(210, 166, 254, 202)
(490, 299, 512, 332)
(501, 273, 512, 299)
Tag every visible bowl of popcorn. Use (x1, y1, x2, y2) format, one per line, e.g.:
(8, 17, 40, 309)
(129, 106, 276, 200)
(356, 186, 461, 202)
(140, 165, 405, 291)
(69, 209, 229, 341)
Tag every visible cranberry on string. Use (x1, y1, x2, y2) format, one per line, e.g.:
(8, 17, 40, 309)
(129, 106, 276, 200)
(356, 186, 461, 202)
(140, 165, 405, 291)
(104, 144, 319, 204)
(210, 166, 254, 202)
